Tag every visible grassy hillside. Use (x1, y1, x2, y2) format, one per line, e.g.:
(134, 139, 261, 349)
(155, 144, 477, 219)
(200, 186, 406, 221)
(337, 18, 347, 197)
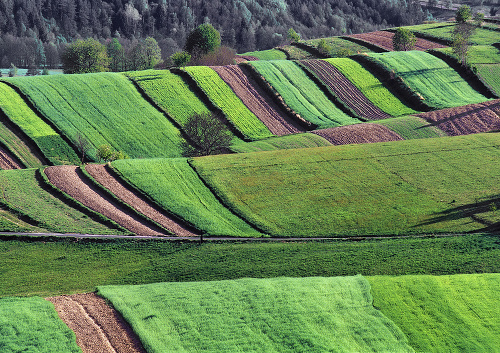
(239, 49, 287, 60)
(404, 23, 500, 45)
(3, 73, 184, 159)
(98, 276, 413, 353)
(192, 133, 500, 237)
(230, 133, 331, 153)
(374, 116, 448, 140)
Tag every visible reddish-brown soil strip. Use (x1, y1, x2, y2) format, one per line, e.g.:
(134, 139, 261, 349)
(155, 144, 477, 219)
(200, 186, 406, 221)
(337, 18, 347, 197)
(44, 165, 168, 236)
(312, 123, 404, 145)
(416, 100, 500, 136)
(211, 65, 304, 135)
(235, 55, 259, 63)
(47, 293, 146, 353)
(0, 145, 23, 169)
(300, 59, 391, 120)
(86, 164, 198, 237)
(348, 31, 447, 51)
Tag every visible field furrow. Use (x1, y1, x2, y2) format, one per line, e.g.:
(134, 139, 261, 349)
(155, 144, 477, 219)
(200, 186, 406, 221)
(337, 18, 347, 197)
(312, 124, 403, 145)
(212, 65, 303, 135)
(86, 164, 198, 237)
(44, 165, 167, 236)
(300, 59, 390, 120)
(0, 144, 23, 170)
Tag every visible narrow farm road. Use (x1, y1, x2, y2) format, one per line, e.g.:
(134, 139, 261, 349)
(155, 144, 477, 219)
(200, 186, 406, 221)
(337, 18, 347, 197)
(44, 165, 169, 236)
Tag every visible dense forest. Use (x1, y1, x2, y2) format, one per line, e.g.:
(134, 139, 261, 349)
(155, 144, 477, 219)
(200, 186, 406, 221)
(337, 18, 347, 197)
(0, 0, 426, 68)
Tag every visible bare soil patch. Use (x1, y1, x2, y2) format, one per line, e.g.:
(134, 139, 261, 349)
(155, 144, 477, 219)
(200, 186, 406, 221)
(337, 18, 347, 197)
(44, 165, 168, 236)
(313, 124, 403, 145)
(348, 31, 447, 51)
(47, 293, 146, 353)
(86, 164, 198, 237)
(0, 145, 22, 169)
(416, 100, 500, 135)
(300, 59, 391, 120)
(212, 65, 304, 135)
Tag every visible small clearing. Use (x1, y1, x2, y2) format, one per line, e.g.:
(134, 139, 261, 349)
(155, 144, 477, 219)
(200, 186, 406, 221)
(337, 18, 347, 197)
(47, 293, 145, 353)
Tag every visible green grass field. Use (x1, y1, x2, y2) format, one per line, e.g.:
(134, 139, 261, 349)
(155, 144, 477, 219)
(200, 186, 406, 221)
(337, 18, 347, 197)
(476, 64, 500, 96)
(0, 82, 78, 165)
(404, 22, 500, 45)
(0, 120, 41, 169)
(111, 158, 262, 237)
(375, 116, 448, 140)
(436, 45, 500, 64)
(304, 37, 372, 57)
(3, 73, 184, 160)
(0, 168, 124, 234)
(183, 66, 273, 141)
(368, 51, 490, 109)
(250, 60, 360, 128)
(278, 45, 315, 59)
(369, 273, 500, 352)
(98, 276, 413, 353)
(230, 133, 331, 153)
(239, 49, 287, 60)
(192, 133, 500, 237)
(325, 58, 418, 116)
(0, 296, 80, 353)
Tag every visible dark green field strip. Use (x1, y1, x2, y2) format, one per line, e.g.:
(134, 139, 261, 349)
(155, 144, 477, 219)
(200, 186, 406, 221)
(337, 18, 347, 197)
(249, 60, 361, 128)
(230, 133, 332, 153)
(367, 51, 490, 109)
(0, 297, 80, 353)
(4, 73, 184, 160)
(0, 82, 78, 165)
(192, 133, 500, 237)
(374, 116, 448, 140)
(369, 274, 500, 352)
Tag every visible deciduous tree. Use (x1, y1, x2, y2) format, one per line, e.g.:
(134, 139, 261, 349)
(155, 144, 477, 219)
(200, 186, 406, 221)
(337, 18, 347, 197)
(180, 113, 232, 157)
(62, 38, 110, 74)
(184, 23, 221, 58)
(392, 27, 417, 51)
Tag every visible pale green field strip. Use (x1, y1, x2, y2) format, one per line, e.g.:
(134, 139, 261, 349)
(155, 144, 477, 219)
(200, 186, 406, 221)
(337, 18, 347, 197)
(0, 168, 124, 234)
(126, 70, 211, 126)
(4, 73, 184, 159)
(476, 64, 500, 96)
(98, 276, 414, 353)
(0, 82, 78, 165)
(0, 296, 80, 353)
(369, 273, 500, 352)
(182, 66, 274, 141)
(192, 133, 500, 237)
(325, 58, 418, 116)
(250, 60, 361, 128)
(367, 51, 490, 109)
(374, 116, 447, 140)
(404, 22, 500, 45)
(240, 49, 288, 60)
(436, 45, 500, 64)
(0, 120, 41, 168)
(230, 133, 332, 153)
(111, 158, 263, 237)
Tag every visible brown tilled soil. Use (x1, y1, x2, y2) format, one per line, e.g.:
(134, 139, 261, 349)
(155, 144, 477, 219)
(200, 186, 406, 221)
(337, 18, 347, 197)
(211, 65, 305, 135)
(417, 100, 500, 136)
(0, 145, 23, 169)
(47, 293, 146, 353)
(312, 123, 404, 145)
(348, 31, 447, 51)
(44, 165, 168, 236)
(86, 163, 198, 237)
(234, 55, 259, 63)
(300, 60, 390, 120)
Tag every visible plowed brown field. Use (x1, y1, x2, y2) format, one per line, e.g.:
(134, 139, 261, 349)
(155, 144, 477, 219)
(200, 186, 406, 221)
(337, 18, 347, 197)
(44, 165, 168, 236)
(313, 123, 403, 145)
(300, 59, 390, 120)
(86, 164, 198, 237)
(0, 145, 22, 169)
(348, 31, 447, 51)
(416, 100, 500, 136)
(47, 293, 145, 353)
(211, 65, 304, 135)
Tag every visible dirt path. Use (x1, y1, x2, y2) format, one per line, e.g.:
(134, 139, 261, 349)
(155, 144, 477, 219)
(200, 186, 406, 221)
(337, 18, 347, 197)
(47, 293, 146, 353)
(44, 165, 168, 236)
(0, 145, 23, 169)
(212, 65, 305, 135)
(86, 164, 198, 237)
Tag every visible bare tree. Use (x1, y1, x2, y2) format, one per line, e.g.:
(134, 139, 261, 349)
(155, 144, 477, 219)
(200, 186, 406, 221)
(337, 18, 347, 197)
(75, 133, 91, 164)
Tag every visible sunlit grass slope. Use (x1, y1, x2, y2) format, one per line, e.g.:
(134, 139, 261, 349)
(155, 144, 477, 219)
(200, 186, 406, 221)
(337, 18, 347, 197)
(230, 133, 331, 153)
(374, 116, 447, 140)
(0, 296, 80, 353)
(0, 83, 78, 165)
(404, 23, 500, 45)
(369, 273, 500, 352)
(367, 51, 489, 109)
(239, 49, 287, 60)
(193, 133, 500, 237)
(250, 60, 360, 128)
(111, 158, 262, 237)
(3, 73, 184, 159)
(98, 276, 414, 353)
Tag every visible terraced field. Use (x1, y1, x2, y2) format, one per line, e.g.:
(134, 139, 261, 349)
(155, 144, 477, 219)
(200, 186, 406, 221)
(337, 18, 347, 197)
(313, 123, 403, 145)
(239, 49, 287, 60)
(303, 37, 373, 56)
(404, 22, 500, 45)
(375, 116, 448, 140)
(476, 64, 500, 96)
(347, 30, 447, 51)
(230, 133, 331, 153)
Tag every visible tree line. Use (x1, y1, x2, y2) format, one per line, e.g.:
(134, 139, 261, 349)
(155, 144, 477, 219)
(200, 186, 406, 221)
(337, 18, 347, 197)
(0, 0, 426, 69)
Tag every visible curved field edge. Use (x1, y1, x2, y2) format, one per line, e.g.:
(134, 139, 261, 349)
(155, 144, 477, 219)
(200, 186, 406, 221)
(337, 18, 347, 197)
(230, 133, 332, 153)
(191, 133, 500, 237)
(97, 276, 414, 353)
(110, 158, 264, 237)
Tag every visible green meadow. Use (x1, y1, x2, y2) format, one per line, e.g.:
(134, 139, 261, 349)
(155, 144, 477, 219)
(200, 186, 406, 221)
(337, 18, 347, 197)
(374, 116, 447, 140)
(240, 49, 287, 60)
(404, 22, 500, 45)
(230, 133, 331, 153)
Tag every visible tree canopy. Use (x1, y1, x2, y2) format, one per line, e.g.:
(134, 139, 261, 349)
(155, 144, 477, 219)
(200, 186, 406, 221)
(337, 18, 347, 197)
(62, 38, 110, 74)
(392, 27, 417, 51)
(184, 24, 221, 57)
